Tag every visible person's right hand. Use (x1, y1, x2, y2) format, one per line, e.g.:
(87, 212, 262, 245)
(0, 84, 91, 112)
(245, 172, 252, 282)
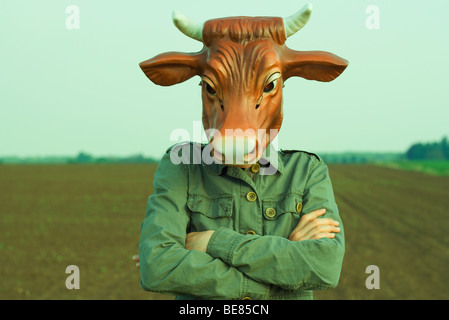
(288, 208, 340, 241)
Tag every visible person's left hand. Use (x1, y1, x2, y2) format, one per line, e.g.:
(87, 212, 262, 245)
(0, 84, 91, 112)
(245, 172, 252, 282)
(132, 254, 140, 269)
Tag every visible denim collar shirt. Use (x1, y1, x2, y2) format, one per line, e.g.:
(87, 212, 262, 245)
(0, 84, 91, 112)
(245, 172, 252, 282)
(139, 142, 345, 300)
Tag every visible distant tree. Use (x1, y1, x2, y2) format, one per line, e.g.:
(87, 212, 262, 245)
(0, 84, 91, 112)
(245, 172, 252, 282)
(406, 137, 449, 160)
(406, 143, 425, 160)
(124, 154, 145, 163)
(74, 152, 93, 163)
(95, 157, 109, 163)
(426, 142, 445, 160)
(442, 136, 449, 160)
(349, 155, 358, 163)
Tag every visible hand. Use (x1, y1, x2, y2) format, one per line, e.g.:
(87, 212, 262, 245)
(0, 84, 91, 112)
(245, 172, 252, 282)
(185, 230, 215, 252)
(132, 254, 140, 269)
(288, 208, 340, 241)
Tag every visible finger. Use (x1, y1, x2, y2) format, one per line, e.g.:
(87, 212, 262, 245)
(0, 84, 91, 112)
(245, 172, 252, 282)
(290, 225, 340, 241)
(312, 232, 336, 240)
(290, 214, 334, 240)
(307, 208, 327, 219)
(302, 208, 327, 223)
(291, 230, 338, 242)
(298, 209, 327, 227)
(291, 208, 327, 233)
(136, 262, 140, 269)
(308, 218, 339, 227)
(132, 254, 139, 262)
(302, 225, 341, 241)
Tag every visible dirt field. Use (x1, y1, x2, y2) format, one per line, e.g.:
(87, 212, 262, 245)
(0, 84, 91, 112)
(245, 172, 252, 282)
(1, 163, 448, 300)
(317, 164, 449, 300)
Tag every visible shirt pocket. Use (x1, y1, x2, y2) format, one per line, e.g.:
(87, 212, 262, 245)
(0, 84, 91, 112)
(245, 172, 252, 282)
(262, 193, 303, 238)
(187, 194, 234, 232)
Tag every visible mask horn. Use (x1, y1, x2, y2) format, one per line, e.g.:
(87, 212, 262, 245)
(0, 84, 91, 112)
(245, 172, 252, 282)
(283, 3, 313, 38)
(172, 10, 204, 42)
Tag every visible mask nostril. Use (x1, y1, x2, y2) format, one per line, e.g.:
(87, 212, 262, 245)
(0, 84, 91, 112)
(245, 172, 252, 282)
(220, 100, 224, 111)
(255, 104, 260, 109)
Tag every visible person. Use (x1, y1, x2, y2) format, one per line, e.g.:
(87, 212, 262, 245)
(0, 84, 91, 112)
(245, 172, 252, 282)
(133, 4, 346, 300)
(133, 143, 344, 300)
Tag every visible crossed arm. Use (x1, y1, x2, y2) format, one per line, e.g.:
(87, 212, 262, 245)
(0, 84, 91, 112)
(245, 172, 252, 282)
(134, 208, 340, 265)
(136, 153, 344, 299)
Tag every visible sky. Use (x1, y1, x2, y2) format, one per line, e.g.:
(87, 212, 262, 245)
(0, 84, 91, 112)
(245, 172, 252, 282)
(0, 0, 448, 159)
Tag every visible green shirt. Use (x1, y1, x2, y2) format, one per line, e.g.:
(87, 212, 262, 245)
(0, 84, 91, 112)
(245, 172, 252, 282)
(139, 142, 344, 300)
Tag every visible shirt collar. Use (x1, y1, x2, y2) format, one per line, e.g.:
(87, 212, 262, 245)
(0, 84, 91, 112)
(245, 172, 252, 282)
(203, 151, 284, 175)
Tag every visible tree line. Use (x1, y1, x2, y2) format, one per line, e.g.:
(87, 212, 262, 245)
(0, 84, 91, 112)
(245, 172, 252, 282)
(406, 137, 449, 160)
(1, 137, 448, 164)
(0, 152, 158, 164)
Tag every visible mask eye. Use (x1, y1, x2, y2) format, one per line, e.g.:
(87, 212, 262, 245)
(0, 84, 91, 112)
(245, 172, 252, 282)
(263, 79, 277, 93)
(205, 82, 216, 96)
(263, 72, 281, 94)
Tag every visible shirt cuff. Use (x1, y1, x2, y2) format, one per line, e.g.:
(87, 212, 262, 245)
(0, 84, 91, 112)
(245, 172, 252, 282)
(242, 276, 270, 300)
(207, 227, 244, 265)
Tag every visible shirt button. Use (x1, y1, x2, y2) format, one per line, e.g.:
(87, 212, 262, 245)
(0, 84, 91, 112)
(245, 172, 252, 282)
(242, 297, 251, 300)
(246, 230, 256, 235)
(265, 207, 276, 218)
(246, 191, 257, 202)
(296, 203, 303, 213)
(251, 163, 260, 173)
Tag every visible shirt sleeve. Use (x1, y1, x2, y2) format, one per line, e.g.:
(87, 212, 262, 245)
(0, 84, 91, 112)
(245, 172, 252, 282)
(138, 152, 270, 299)
(206, 159, 345, 291)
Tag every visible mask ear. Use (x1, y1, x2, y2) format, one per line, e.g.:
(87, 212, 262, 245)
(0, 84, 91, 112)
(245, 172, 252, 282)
(282, 50, 348, 82)
(139, 51, 203, 86)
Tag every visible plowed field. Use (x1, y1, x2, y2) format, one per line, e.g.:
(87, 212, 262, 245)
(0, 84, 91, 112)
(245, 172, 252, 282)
(1, 163, 448, 299)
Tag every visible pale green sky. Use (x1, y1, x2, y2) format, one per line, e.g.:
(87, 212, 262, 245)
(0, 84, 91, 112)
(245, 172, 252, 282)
(0, 0, 448, 158)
